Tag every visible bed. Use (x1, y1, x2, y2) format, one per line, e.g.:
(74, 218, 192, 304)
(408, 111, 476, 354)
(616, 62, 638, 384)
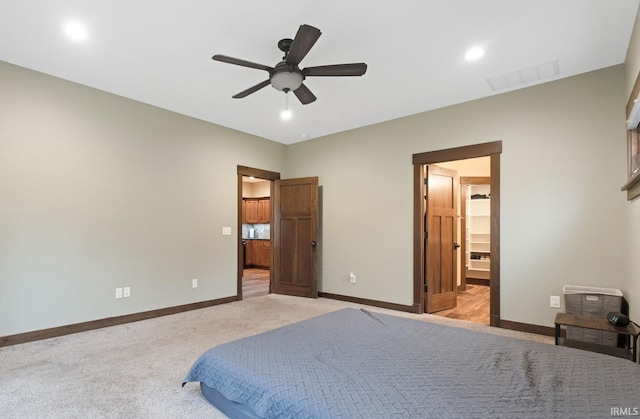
(183, 308, 640, 418)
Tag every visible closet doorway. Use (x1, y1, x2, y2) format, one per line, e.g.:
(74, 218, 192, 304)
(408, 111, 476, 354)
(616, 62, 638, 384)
(413, 141, 502, 327)
(438, 173, 490, 324)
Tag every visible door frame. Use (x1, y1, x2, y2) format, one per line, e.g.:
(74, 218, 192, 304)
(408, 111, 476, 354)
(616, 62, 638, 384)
(237, 165, 280, 300)
(412, 141, 502, 327)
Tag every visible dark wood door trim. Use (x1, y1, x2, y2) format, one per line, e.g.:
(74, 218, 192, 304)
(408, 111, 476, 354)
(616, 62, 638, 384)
(412, 164, 426, 313)
(237, 165, 281, 180)
(489, 153, 501, 327)
(412, 141, 502, 164)
(412, 141, 502, 327)
(237, 166, 280, 300)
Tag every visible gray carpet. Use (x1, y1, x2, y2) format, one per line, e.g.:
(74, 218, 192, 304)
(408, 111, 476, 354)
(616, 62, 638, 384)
(0, 294, 552, 418)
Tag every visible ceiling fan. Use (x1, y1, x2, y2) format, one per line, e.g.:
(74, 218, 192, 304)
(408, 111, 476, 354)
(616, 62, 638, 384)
(212, 24, 367, 105)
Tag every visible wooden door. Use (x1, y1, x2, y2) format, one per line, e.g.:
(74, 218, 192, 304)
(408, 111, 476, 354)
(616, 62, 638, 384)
(272, 177, 319, 298)
(425, 165, 459, 313)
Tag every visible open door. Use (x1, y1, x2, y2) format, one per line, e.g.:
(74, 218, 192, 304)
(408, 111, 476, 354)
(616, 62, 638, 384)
(425, 165, 459, 313)
(272, 177, 319, 298)
(413, 141, 502, 324)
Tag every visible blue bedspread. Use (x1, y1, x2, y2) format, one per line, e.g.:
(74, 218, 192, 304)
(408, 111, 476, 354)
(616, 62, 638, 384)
(183, 308, 640, 418)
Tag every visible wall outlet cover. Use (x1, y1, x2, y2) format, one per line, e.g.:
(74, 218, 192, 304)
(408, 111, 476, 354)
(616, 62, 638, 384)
(123, 287, 130, 298)
(115, 288, 123, 299)
(192, 278, 198, 288)
(550, 295, 561, 308)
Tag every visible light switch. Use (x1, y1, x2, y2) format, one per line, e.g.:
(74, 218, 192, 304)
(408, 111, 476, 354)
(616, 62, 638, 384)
(222, 227, 232, 236)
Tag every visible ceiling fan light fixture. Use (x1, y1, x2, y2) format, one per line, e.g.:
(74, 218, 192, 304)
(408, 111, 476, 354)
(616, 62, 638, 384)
(271, 71, 303, 92)
(271, 64, 303, 92)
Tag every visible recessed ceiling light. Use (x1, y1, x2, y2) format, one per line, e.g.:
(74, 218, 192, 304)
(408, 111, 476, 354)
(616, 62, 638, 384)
(64, 20, 88, 41)
(465, 47, 484, 61)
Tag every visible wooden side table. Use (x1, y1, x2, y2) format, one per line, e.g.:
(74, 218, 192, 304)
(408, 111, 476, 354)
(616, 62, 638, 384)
(555, 313, 639, 362)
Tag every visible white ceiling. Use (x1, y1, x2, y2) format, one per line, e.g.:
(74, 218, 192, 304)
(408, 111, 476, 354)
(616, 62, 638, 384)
(1, 1, 638, 145)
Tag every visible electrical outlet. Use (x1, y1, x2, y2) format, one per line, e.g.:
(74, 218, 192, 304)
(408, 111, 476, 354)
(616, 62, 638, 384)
(192, 278, 198, 288)
(349, 272, 356, 284)
(550, 295, 560, 308)
(123, 287, 130, 298)
(115, 288, 123, 299)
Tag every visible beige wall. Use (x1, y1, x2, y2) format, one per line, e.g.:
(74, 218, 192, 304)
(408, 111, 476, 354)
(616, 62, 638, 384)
(0, 61, 286, 336)
(287, 65, 629, 327)
(1, 58, 634, 337)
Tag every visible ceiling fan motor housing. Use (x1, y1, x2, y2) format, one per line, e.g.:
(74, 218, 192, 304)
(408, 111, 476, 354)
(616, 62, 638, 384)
(277, 38, 294, 54)
(270, 61, 304, 92)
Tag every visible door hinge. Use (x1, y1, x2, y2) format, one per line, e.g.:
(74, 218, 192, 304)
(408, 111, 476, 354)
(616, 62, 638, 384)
(424, 284, 428, 292)
(424, 231, 428, 240)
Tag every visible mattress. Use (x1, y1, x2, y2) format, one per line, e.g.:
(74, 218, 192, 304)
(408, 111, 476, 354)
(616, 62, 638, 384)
(183, 308, 640, 418)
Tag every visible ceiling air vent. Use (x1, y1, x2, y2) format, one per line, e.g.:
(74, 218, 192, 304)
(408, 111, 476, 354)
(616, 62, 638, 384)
(487, 60, 559, 92)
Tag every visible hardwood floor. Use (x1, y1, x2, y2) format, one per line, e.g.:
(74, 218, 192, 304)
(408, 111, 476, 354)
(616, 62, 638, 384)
(433, 284, 490, 324)
(242, 268, 270, 299)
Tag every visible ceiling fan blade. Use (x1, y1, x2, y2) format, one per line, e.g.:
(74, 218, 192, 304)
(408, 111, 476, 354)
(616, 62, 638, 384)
(212, 55, 273, 72)
(304, 63, 368, 77)
(232, 79, 271, 98)
(293, 83, 317, 105)
(286, 24, 321, 66)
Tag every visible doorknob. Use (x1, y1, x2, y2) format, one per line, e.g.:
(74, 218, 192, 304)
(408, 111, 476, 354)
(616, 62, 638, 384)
(311, 241, 319, 248)
(453, 242, 460, 250)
